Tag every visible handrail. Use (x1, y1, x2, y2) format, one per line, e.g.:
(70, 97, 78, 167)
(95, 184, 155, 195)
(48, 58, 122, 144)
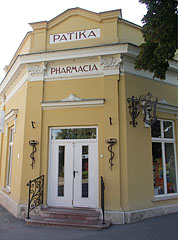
(26, 175, 44, 219)
(101, 176, 105, 224)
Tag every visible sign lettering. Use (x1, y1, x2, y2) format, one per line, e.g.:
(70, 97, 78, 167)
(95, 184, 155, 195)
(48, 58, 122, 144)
(50, 64, 99, 75)
(50, 28, 100, 44)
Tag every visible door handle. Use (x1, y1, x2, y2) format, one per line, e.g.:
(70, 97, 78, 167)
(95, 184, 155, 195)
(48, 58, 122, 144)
(73, 170, 78, 178)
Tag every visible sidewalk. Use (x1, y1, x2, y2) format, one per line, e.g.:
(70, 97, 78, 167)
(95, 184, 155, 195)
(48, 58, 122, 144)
(0, 204, 177, 240)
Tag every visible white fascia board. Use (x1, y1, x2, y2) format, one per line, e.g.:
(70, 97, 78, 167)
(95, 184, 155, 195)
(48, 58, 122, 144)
(125, 43, 178, 73)
(122, 52, 178, 86)
(0, 57, 25, 94)
(0, 44, 128, 94)
(21, 44, 128, 63)
(157, 102, 178, 115)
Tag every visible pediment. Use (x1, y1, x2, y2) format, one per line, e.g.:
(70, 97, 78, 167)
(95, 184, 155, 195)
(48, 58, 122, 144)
(29, 8, 122, 30)
(48, 8, 101, 29)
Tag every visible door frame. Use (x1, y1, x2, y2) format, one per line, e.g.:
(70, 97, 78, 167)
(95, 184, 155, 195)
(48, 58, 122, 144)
(47, 126, 99, 209)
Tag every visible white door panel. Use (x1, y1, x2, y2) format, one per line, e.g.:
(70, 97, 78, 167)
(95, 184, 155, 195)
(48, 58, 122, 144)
(48, 142, 73, 206)
(48, 139, 98, 208)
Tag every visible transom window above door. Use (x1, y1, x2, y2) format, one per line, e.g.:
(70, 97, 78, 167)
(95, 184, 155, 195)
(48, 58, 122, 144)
(51, 127, 97, 140)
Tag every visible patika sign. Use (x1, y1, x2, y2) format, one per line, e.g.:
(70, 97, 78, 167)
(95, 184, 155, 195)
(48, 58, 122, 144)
(50, 64, 99, 75)
(50, 28, 100, 44)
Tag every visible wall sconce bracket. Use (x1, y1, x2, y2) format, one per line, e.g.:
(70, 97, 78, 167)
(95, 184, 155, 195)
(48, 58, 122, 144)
(127, 92, 157, 127)
(29, 140, 39, 169)
(105, 138, 117, 171)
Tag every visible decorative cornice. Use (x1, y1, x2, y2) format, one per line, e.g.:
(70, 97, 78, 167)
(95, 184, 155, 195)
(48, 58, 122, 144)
(157, 102, 178, 115)
(41, 97, 105, 109)
(4, 109, 19, 136)
(5, 109, 18, 122)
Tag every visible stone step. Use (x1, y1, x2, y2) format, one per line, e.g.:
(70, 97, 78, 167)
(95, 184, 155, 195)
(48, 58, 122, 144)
(25, 215, 110, 230)
(40, 207, 100, 221)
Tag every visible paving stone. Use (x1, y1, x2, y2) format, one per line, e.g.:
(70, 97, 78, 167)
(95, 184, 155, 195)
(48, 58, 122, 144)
(0, 204, 177, 240)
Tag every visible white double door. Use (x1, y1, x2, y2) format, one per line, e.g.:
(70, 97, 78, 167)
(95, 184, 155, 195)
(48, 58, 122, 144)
(48, 141, 98, 208)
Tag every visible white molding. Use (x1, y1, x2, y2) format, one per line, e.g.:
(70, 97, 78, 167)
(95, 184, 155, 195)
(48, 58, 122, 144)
(41, 98, 105, 110)
(50, 139, 97, 143)
(5, 71, 28, 105)
(5, 109, 18, 136)
(0, 44, 128, 94)
(1, 43, 177, 105)
(5, 109, 18, 122)
(44, 72, 104, 81)
(152, 194, 178, 202)
(123, 56, 178, 86)
(157, 102, 178, 115)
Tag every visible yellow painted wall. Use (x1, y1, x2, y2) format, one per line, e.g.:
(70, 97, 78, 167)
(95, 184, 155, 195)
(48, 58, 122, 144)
(0, 82, 28, 204)
(118, 20, 144, 46)
(19, 79, 44, 203)
(122, 74, 178, 211)
(118, 74, 130, 211)
(32, 74, 121, 211)
(30, 29, 47, 53)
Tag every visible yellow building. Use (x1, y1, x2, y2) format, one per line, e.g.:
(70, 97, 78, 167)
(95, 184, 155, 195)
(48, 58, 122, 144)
(0, 8, 177, 225)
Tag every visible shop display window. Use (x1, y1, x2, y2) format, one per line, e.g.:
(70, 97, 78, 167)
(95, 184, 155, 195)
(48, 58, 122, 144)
(152, 120, 178, 196)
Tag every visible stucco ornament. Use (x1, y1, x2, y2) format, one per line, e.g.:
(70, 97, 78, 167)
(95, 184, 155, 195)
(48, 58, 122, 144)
(28, 63, 47, 76)
(100, 56, 122, 69)
(0, 94, 6, 109)
(61, 94, 82, 101)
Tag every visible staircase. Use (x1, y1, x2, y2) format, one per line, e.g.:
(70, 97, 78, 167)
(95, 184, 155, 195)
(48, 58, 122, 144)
(25, 207, 110, 229)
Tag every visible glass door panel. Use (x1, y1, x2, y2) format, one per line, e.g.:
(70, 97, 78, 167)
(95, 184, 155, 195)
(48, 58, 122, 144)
(48, 142, 73, 207)
(73, 142, 98, 208)
(82, 146, 89, 198)
(58, 146, 65, 196)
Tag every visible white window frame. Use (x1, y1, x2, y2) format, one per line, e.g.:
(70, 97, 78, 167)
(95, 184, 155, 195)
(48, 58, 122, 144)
(50, 126, 98, 143)
(6, 126, 14, 189)
(152, 119, 178, 197)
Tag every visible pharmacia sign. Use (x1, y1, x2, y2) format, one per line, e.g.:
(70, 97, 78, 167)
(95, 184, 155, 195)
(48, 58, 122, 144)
(50, 63, 99, 76)
(50, 28, 100, 44)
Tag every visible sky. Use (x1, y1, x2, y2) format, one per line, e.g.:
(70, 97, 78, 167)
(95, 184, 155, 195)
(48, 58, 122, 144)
(0, 0, 147, 82)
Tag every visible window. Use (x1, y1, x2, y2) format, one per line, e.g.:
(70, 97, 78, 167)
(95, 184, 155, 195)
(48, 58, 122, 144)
(51, 128, 96, 140)
(152, 120, 178, 196)
(6, 127, 14, 188)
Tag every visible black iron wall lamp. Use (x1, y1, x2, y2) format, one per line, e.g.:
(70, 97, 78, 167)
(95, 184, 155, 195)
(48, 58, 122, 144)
(127, 92, 158, 127)
(29, 140, 39, 169)
(105, 138, 117, 170)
